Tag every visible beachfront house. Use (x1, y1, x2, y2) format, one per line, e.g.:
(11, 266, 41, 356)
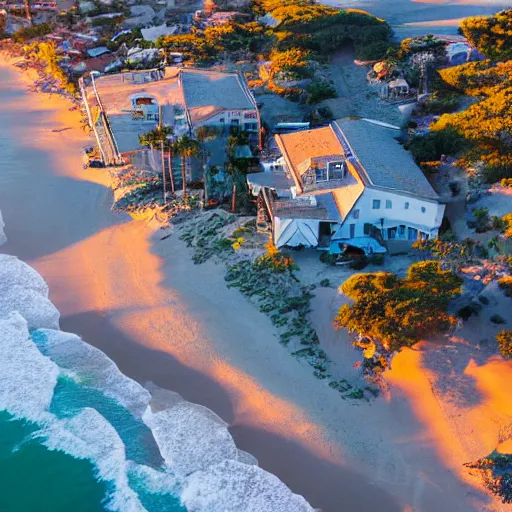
(248, 119, 445, 253)
(80, 66, 260, 181)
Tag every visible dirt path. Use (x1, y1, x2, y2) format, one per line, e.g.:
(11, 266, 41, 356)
(323, 49, 404, 125)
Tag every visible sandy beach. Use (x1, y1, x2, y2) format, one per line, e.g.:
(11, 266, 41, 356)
(324, 0, 512, 39)
(1, 54, 512, 512)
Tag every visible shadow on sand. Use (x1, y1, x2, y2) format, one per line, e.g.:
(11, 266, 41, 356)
(61, 310, 403, 512)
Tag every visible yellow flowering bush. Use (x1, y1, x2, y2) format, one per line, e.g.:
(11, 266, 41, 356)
(254, 240, 298, 273)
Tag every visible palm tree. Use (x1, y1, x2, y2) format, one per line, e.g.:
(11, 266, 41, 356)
(139, 126, 175, 197)
(195, 125, 220, 205)
(174, 134, 200, 199)
(226, 131, 252, 213)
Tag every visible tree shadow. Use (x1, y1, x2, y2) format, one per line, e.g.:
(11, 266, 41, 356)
(420, 315, 501, 409)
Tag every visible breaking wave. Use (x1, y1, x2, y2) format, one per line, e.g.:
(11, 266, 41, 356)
(0, 210, 316, 512)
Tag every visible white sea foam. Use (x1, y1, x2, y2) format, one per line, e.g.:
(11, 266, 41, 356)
(0, 254, 49, 296)
(143, 401, 238, 476)
(41, 407, 147, 512)
(0, 214, 315, 512)
(36, 328, 151, 417)
(0, 209, 6, 246)
(127, 462, 180, 495)
(237, 449, 259, 466)
(182, 459, 314, 512)
(0, 284, 59, 329)
(0, 312, 58, 421)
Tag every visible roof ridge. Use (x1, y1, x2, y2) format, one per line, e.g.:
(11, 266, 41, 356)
(332, 121, 373, 186)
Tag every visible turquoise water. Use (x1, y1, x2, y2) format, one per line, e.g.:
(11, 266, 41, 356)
(0, 329, 186, 512)
(0, 411, 108, 512)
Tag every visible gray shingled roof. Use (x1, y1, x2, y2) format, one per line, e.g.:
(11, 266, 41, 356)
(334, 119, 439, 200)
(181, 70, 255, 111)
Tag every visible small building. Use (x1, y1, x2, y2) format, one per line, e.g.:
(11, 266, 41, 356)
(249, 119, 445, 251)
(380, 78, 410, 99)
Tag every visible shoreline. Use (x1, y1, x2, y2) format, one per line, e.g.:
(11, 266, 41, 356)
(1, 50, 510, 512)
(0, 56, 401, 512)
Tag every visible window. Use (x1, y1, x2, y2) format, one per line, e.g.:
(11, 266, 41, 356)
(385, 200, 392, 209)
(421, 206, 426, 213)
(398, 225, 406, 236)
(328, 161, 345, 180)
(363, 223, 372, 235)
(372, 200, 381, 209)
(352, 209, 360, 219)
(244, 122, 258, 131)
(315, 167, 327, 182)
(404, 202, 409, 209)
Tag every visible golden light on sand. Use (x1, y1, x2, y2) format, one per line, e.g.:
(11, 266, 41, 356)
(34, 217, 339, 467)
(210, 359, 340, 462)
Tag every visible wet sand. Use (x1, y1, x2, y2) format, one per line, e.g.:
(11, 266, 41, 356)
(0, 61, 503, 512)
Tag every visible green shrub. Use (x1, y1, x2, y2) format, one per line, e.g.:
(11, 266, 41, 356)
(457, 302, 481, 320)
(13, 22, 53, 43)
(497, 330, 512, 358)
(406, 129, 469, 163)
(356, 41, 390, 61)
(416, 96, 459, 116)
(320, 278, 330, 287)
(482, 163, 512, 184)
(305, 81, 338, 104)
(490, 314, 506, 324)
(498, 276, 512, 297)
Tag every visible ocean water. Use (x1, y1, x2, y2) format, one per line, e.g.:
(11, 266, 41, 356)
(0, 242, 314, 512)
(0, 411, 108, 512)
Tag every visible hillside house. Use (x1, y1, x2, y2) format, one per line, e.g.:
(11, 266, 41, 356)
(248, 119, 445, 252)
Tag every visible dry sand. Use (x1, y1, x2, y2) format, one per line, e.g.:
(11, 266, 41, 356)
(1, 58, 512, 512)
(323, 0, 511, 39)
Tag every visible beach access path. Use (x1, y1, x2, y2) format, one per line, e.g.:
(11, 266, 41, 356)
(0, 59, 508, 512)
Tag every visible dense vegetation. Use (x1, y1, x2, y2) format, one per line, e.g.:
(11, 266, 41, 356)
(460, 9, 512, 61)
(269, 6, 391, 60)
(465, 451, 512, 503)
(22, 41, 76, 94)
(157, 1, 392, 75)
(12, 22, 53, 43)
(419, 10, 512, 182)
(157, 22, 271, 66)
(334, 261, 462, 352)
